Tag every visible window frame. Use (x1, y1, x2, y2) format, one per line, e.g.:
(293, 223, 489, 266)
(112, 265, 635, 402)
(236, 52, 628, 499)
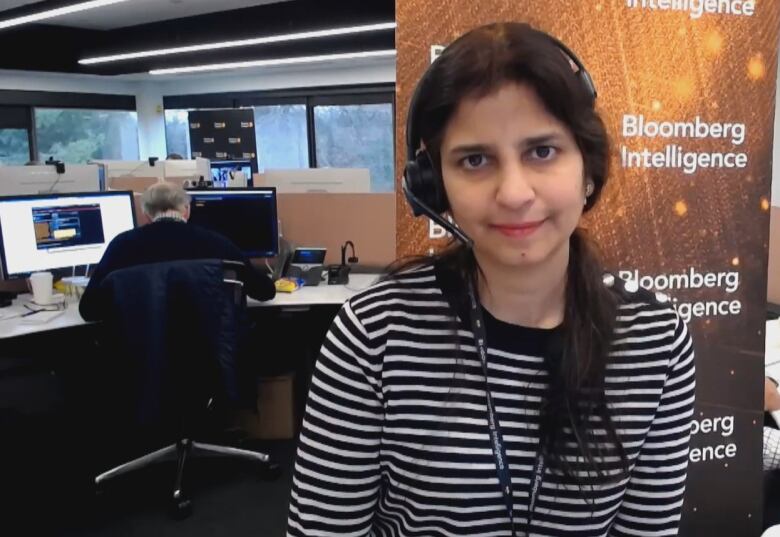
(249, 102, 310, 170)
(308, 92, 395, 169)
(0, 91, 136, 163)
(163, 84, 395, 181)
(163, 108, 194, 160)
(33, 107, 141, 163)
(0, 106, 35, 163)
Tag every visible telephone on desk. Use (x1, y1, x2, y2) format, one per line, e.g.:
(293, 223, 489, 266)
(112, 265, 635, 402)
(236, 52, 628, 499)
(328, 241, 358, 285)
(285, 247, 327, 286)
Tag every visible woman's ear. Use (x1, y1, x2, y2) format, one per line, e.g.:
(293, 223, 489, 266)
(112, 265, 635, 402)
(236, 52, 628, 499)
(584, 179, 595, 198)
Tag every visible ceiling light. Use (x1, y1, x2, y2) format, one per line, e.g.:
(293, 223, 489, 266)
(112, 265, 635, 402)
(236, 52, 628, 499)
(149, 49, 397, 76)
(80, 21, 397, 65)
(0, 0, 132, 30)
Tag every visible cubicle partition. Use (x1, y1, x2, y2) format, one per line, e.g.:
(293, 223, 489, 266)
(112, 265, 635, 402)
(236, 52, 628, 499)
(0, 165, 101, 195)
(769, 207, 780, 308)
(276, 192, 395, 267)
(260, 168, 371, 193)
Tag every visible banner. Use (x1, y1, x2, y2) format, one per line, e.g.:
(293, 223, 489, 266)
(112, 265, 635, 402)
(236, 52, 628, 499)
(188, 109, 258, 172)
(395, 1, 780, 534)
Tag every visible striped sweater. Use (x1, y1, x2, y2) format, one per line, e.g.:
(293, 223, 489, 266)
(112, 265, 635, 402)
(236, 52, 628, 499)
(287, 264, 696, 537)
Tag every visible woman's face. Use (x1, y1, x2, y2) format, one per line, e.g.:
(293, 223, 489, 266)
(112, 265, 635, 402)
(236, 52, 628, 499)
(440, 82, 588, 271)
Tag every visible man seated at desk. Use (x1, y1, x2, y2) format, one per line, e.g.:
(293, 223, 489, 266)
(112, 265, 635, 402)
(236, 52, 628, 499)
(79, 182, 275, 320)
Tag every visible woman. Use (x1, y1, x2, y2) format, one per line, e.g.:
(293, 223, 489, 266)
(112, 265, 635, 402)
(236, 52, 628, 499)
(287, 22, 695, 536)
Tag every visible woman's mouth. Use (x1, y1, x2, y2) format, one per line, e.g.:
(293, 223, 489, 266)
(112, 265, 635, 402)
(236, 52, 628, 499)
(490, 220, 546, 238)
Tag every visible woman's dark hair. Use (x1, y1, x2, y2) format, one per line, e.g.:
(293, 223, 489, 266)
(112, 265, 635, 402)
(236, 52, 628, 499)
(391, 22, 628, 486)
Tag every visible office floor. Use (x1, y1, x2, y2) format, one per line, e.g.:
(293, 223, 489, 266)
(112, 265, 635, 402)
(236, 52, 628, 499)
(51, 440, 295, 537)
(8, 424, 780, 535)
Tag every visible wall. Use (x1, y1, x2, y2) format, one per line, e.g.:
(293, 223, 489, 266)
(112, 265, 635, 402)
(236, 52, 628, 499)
(768, 59, 780, 304)
(0, 57, 396, 160)
(134, 82, 166, 159)
(0, 69, 138, 95)
(774, 65, 780, 206)
(150, 58, 395, 96)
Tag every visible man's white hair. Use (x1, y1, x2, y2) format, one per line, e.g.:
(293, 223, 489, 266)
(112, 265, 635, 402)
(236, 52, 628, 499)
(141, 182, 191, 218)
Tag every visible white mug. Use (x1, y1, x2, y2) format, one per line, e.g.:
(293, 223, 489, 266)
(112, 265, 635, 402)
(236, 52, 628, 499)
(28, 271, 53, 305)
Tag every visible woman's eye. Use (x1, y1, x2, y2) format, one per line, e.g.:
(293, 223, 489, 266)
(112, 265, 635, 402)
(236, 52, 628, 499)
(531, 146, 557, 160)
(461, 154, 488, 169)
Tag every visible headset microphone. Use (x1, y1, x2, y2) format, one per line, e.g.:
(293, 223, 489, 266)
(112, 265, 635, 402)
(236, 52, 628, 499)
(402, 178, 474, 248)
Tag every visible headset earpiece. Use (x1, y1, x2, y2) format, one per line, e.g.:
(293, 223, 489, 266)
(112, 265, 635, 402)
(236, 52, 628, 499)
(403, 29, 596, 224)
(403, 149, 448, 216)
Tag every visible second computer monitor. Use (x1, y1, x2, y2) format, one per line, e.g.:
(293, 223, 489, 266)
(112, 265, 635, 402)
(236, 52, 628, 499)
(187, 188, 278, 258)
(210, 160, 253, 187)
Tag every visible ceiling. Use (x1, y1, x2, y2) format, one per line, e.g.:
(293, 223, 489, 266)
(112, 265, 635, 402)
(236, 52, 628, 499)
(0, 0, 45, 11)
(46, 0, 287, 31)
(0, 0, 394, 76)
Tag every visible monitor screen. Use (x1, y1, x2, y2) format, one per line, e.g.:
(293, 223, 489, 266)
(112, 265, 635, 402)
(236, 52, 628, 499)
(0, 191, 137, 279)
(292, 248, 327, 265)
(210, 160, 253, 187)
(187, 188, 278, 257)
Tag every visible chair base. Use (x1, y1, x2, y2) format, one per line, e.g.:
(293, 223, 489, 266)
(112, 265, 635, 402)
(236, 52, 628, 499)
(95, 438, 273, 519)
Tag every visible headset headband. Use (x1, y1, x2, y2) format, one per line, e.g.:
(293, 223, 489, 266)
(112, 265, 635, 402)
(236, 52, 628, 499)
(405, 31, 596, 160)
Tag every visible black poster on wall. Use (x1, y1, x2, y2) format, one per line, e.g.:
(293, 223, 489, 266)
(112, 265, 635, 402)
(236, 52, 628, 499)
(188, 109, 258, 172)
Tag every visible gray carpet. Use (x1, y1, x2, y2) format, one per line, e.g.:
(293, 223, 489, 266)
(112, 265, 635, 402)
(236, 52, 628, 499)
(56, 440, 295, 537)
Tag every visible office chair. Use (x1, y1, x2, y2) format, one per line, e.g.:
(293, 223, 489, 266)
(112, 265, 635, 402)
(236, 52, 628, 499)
(92, 259, 276, 519)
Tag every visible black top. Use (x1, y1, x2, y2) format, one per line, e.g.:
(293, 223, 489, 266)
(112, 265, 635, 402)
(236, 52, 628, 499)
(79, 218, 275, 321)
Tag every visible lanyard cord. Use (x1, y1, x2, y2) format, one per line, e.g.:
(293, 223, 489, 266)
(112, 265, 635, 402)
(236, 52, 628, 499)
(466, 276, 545, 536)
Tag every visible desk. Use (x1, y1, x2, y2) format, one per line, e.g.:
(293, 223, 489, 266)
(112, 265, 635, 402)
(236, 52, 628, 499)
(250, 274, 378, 308)
(0, 273, 380, 340)
(768, 319, 780, 369)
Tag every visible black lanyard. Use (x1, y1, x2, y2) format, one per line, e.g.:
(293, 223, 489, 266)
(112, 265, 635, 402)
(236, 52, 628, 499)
(466, 277, 546, 537)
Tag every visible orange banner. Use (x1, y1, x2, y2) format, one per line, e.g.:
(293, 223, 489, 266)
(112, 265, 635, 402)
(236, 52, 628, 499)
(396, 1, 780, 534)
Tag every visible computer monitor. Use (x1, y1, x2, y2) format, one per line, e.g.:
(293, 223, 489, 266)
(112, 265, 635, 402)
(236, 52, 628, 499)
(187, 188, 278, 257)
(0, 191, 137, 280)
(210, 160, 253, 187)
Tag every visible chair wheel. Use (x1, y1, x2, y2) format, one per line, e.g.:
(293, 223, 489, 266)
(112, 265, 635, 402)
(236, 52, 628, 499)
(259, 462, 281, 480)
(170, 496, 192, 520)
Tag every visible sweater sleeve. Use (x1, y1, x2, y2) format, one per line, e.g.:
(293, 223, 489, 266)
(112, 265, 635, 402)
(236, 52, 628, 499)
(287, 299, 384, 537)
(212, 234, 275, 301)
(79, 235, 127, 321)
(610, 312, 696, 536)
(243, 260, 276, 301)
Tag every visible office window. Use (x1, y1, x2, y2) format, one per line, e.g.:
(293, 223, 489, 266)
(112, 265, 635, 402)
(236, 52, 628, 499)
(164, 109, 192, 159)
(313, 103, 394, 192)
(254, 105, 308, 171)
(0, 129, 31, 165)
(35, 108, 139, 164)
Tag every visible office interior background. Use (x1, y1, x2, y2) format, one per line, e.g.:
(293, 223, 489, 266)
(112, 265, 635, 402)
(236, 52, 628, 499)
(0, 1, 396, 536)
(1, 0, 779, 536)
(0, 0, 395, 191)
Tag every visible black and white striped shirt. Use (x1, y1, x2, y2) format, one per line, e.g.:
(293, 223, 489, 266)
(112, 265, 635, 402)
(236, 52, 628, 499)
(287, 264, 696, 536)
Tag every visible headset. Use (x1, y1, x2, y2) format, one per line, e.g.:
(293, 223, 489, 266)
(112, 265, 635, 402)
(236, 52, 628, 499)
(400, 33, 598, 535)
(402, 30, 597, 248)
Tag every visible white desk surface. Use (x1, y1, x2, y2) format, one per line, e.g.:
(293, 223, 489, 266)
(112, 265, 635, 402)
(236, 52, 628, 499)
(250, 273, 379, 308)
(0, 273, 380, 340)
(767, 319, 780, 381)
